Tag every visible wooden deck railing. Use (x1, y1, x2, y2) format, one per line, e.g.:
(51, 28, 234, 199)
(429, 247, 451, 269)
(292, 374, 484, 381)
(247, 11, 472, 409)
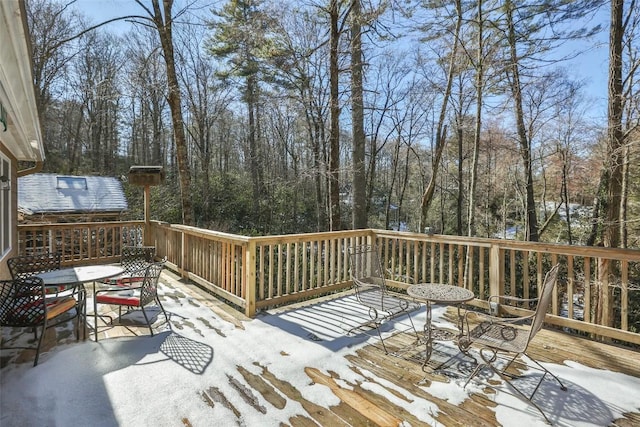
(17, 221, 640, 345)
(17, 221, 146, 266)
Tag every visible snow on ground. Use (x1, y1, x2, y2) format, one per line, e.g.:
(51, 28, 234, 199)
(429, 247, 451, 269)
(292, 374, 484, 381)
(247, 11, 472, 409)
(1, 281, 639, 426)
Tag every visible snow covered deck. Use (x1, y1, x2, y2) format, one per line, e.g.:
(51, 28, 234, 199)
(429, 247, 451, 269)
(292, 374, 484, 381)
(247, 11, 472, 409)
(2, 269, 640, 426)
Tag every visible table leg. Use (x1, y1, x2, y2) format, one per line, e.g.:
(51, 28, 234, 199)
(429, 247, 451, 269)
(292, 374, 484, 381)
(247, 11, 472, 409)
(456, 304, 464, 339)
(422, 301, 433, 371)
(81, 283, 87, 340)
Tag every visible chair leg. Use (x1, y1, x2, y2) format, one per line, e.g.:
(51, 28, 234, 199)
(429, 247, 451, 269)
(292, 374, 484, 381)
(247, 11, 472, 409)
(33, 323, 47, 367)
(75, 288, 86, 341)
(488, 362, 554, 425)
(406, 311, 419, 341)
(465, 349, 566, 425)
(82, 289, 87, 340)
(374, 323, 389, 354)
(525, 353, 568, 392)
(156, 297, 169, 324)
(140, 306, 153, 336)
(94, 295, 99, 342)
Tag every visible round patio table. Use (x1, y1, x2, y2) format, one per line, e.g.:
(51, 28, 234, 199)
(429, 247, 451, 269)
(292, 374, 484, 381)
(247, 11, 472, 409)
(37, 265, 124, 287)
(37, 265, 124, 340)
(407, 283, 475, 370)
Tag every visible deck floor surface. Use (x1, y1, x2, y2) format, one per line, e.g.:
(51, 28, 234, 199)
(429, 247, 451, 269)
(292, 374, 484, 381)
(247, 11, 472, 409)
(2, 270, 640, 427)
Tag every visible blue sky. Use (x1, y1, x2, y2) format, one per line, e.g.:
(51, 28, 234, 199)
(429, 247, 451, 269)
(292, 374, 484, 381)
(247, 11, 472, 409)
(72, 0, 610, 122)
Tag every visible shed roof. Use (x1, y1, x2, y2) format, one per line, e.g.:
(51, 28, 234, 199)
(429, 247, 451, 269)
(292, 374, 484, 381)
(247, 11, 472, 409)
(18, 173, 128, 214)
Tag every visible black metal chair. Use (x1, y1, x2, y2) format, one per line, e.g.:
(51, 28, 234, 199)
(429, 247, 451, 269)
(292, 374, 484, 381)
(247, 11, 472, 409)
(7, 252, 86, 331)
(8, 252, 61, 280)
(0, 277, 81, 366)
(458, 264, 565, 424)
(93, 261, 168, 341)
(104, 246, 156, 286)
(347, 244, 419, 353)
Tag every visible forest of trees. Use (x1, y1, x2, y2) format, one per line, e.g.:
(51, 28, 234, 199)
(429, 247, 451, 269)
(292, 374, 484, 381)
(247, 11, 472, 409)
(26, 0, 640, 248)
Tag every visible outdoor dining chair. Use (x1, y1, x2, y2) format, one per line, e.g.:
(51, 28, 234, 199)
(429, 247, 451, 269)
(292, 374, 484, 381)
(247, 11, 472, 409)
(458, 263, 565, 424)
(93, 260, 168, 341)
(0, 276, 81, 366)
(8, 252, 62, 286)
(7, 252, 86, 323)
(347, 244, 419, 353)
(103, 245, 156, 286)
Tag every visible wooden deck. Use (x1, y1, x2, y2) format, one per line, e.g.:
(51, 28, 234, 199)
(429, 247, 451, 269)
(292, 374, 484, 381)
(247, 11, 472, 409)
(264, 291, 640, 427)
(345, 323, 640, 426)
(3, 269, 640, 426)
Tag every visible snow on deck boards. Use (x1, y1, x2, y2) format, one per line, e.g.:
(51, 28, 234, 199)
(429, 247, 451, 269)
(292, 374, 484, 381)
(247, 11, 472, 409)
(2, 269, 640, 426)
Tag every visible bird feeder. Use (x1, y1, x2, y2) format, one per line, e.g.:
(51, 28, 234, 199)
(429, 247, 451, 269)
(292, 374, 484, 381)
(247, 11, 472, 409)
(128, 166, 164, 246)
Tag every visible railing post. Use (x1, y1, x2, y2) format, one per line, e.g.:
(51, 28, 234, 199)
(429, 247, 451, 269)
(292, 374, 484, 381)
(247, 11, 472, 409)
(245, 240, 257, 317)
(489, 243, 503, 299)
(180, 229, 187, 277)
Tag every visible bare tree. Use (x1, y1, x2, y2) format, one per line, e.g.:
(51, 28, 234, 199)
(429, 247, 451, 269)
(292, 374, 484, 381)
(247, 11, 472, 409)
(134, 0, 193, 225)
(418, 0, 463, 232)
(350, 0, 366, 229)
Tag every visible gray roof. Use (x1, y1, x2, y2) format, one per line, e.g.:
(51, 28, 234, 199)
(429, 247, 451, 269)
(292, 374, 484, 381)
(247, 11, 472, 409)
(18, 174, 128, 214)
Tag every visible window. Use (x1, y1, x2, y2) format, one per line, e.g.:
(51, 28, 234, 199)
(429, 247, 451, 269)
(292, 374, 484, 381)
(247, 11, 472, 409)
(0, 153, 10, 257)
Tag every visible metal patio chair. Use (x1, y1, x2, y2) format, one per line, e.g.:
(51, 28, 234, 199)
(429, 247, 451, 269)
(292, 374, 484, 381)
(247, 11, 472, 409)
(7, 252, 85, 324)
(8, 252, 62, 280)
(104, 245, 156, 286)
(458, 263, 565, 424)
(347, 244, 419, 353)
(93, 261, 168, 341)
(0, 276, 81, 366)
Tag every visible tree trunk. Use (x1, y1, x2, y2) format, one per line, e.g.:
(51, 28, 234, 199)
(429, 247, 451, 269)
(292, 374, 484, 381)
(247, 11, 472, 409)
(329, 0, 341, 230)
(605, 0, 624, 250)
(419, 0, 462, 232)
(621, 143, 629, 248)
(247, 74, 263, 211)
(560, 147, 573, 245)
(456, 125, 463, 236)
(505, 0, 538, 241)
(351, 0, 366, 229)
(594, 0, 624, 329)
(147, 0, 193, 225)
(467, 0, 483, 238)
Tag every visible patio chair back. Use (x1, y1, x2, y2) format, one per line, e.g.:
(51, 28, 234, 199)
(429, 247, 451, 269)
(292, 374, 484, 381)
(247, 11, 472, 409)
(138, 261, 164, 306)
(121, 246, 156, 276)
(527, 263, 560, 347)
(94, 260, 168, 340)
(7, 252, 81, 300)
(348, 244, 387, 291)
(346, 244, 418, 353)
(8, 252, 61, 279)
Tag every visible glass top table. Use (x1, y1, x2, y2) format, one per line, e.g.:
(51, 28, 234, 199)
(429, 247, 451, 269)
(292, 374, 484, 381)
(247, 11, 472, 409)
(36, 265, 124, 287)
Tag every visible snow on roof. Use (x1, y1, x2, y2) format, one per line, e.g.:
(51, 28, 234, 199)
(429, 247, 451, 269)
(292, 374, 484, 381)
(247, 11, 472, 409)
(18, 173, 128, 214)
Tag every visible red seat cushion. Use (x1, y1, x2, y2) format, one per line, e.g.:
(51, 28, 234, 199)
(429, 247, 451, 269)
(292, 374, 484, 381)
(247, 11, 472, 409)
(95, 294, 141, 306)
(6, 297, 76, 324)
